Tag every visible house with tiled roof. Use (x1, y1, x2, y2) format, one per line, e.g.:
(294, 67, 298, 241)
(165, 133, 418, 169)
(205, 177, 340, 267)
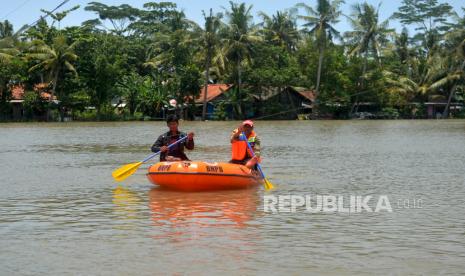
(7, 83, 57, 120)
(190, 84, 316, 120)
(192, 84, 233, 119)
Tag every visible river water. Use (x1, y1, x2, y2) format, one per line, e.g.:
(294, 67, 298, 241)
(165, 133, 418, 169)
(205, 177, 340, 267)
(1, 120, 464, 275)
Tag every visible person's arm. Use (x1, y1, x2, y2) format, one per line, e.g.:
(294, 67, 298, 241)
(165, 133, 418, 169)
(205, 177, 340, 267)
(230, 128, 242, 143)
(253, 136, 261, 158)
(151, 134, 165, 153)
(185, 132, 194, 150)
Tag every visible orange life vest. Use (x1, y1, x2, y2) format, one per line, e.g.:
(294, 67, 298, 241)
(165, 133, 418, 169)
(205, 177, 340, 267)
(231, 130, 257, 161)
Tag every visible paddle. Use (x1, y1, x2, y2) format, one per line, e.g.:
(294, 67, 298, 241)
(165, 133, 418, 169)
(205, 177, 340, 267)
(112, 136, 188, 182)
(241, 132, 274, 190)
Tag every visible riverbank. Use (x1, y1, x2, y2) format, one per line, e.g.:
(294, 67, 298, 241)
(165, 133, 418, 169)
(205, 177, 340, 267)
(3, 99, 465, 122)
(2, 116, 465, 123)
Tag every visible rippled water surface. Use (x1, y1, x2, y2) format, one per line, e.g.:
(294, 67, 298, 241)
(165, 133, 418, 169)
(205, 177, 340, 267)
(1, 120, 465, 275)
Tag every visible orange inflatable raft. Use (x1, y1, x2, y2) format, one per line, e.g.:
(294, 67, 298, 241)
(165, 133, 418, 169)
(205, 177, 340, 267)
(147, 161, 263, 191)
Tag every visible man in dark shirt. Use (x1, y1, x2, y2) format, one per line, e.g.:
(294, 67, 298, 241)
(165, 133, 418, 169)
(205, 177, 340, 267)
(151, 115, 194, 161)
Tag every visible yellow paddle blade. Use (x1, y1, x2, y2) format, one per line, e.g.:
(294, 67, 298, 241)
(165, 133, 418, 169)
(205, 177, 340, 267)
(263, 178, 274, 190)
(112, 161, 143, 182)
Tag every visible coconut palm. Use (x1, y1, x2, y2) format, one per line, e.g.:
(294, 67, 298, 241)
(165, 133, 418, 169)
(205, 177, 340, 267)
(435, 13, 465, 117)
(0, 37, 21, 105)
(259, 11, 299, 52)
(296, 0, 344, 97)
(394, 27, 411, 74)
(344, 2, 393, 115)
(345, 2, 393, 77)
(144, 10, 200, 119)
(144, 31, 193, 70)
(0, 37, 19, 63)
(144, 10, 196, 70)
(222, 1, 261, 118)
(383, 53, 450, 105)
(198, 9, 224, 120)
(0, 21, 19, 63)
(27, 35, 78, 120)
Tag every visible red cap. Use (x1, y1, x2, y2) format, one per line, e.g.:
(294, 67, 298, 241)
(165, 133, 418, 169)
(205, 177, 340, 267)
(242, 120, 254, 127)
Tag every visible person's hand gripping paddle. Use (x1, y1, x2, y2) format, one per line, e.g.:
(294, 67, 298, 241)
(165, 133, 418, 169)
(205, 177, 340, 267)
(112, 136, 188, 182)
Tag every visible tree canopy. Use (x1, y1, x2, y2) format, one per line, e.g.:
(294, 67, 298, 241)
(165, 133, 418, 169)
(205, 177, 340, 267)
(0, 1, 464, 121)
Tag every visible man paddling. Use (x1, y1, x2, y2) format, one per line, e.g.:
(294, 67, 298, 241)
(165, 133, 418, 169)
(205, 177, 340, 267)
(230, 120, 260, 169)
(151, 115, 194, 161)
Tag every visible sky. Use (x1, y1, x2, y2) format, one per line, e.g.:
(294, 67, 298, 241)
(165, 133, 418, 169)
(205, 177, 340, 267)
(1, 0, 464, 35)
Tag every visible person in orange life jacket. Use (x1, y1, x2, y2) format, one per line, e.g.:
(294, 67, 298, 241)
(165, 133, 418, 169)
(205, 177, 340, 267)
(230, 120, 261, 169)
(151, 115, 194, 161)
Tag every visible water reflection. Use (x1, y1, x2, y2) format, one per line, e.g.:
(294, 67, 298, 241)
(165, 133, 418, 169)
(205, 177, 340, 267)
(112, 186, 143, 223)
(148, 187, 261, 240)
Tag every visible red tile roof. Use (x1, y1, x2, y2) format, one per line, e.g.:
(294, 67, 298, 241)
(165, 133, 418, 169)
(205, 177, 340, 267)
(9, 83, 55, 101)
(11, 85, 24, 100)
(195, 84, 232, 103)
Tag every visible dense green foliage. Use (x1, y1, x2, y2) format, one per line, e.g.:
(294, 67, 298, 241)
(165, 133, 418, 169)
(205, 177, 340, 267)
(0, 0, 464, 120)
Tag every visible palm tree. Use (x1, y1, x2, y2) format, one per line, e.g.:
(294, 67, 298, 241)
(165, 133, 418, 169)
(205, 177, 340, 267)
(222, 1, 261, 118)
(0, 37, 19, 63)
(0, 37, 21, 105)
(430, 54, 464, 118)
(383, 72, 426, 105)
(344, 2, 393, 115)
(383, 53, 450, 106)
(27, 35, 78, 120)
(144, 31, 193, 69)
(394, 27, 411, 75)
(199, 9, 223, 120)
(345, 2, 392, 77)
(438, 9, 465, 117)
(0, 21, 18, 64)
(259, 11, 299, 52)
(296, 0, 344, 98)
(144, 9, 198, 70)
(144, 30, 192, 119)
(144, 11, 199, 119)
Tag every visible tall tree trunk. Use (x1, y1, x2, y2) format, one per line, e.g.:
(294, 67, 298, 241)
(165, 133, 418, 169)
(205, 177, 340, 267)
(315, 46, 324, 95)
(350, 51, 369, 117)
(313, 46, 324, 117)
(47, 69, 59, 121)
(130, 100, 136, 116)
(59, 106, 65, 122)
(237, 57, 243, 119)
(96, 106, 101, 121)
(362, 51, 368, 80)
(202, 51, 211, 121)
(443, 61, 465, 118)
(443, 85, 457, 118)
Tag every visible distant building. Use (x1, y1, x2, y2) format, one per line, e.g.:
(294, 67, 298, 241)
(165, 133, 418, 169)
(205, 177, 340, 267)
(190, 84, 316, 120)
(254, 87, 315, 119)
(8, 83, 56, 120)
(425, 100, 463, 119)
(193, 84, 233, 119)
